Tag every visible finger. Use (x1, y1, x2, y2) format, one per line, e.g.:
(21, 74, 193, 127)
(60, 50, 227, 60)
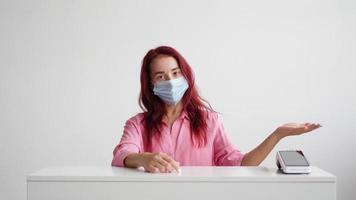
(160, 153, 180, 172)
(155, 157, 173, 172)
(152, 162, 167, 173)
(146, 166, 159, 173)
(159, 152, 173, 162)
(169, 161, 180, 172)
(303, 123, 321, 132)
(308, 123, 317, 129)
(152, 154, 169, 172)
(305, 122, 321, 127)
(304, 123, 311, 127)
(310, 123, 321, 130)
(307, 123, 319, 128)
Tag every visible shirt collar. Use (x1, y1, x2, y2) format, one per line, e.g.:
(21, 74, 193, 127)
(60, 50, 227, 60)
(179, 110, 189, 120)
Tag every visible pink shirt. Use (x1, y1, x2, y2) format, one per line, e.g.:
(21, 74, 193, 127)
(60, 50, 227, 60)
(111, 111, 245, 167)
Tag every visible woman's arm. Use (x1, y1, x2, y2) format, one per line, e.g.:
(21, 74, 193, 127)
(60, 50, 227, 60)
(241, 131, 281, 166)
(241, 122, 321, 166)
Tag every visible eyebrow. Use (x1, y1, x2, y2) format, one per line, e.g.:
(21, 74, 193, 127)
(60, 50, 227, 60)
(171, 67, 180, 71)
(153, 67, 180, 75)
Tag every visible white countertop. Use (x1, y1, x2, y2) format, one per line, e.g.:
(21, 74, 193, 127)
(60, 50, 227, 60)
(27, 166, 336, 183)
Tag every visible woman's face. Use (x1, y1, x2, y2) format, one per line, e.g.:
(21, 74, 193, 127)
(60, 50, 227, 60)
(150, 55, 183, 85)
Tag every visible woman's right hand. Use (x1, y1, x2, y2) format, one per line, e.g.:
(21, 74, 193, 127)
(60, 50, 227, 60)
(140, 152, 180, 173)
(124, 152, 180, 173)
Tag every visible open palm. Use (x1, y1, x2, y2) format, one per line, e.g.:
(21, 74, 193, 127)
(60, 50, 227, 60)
(275, 123, 322, 138)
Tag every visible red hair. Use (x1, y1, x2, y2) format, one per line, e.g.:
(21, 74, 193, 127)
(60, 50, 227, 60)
(139, 46, 214, 148)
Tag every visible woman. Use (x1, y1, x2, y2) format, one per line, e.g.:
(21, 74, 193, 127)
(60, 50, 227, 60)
(111, 46, 321, 173)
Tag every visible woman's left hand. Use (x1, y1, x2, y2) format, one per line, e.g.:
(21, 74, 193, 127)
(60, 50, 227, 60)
(274, 122, 322, 139)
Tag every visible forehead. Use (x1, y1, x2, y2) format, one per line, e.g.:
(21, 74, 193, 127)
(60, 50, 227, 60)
(150, 55, 179, 72)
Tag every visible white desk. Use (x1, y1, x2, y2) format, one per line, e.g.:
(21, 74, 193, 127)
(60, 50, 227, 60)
(27, 166, 336, 200)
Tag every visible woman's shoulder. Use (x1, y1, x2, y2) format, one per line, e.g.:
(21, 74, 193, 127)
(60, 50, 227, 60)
(200, 109, 221, 123)
(204, 109, 219, 118)
(201, 110, 225, 136)
(125, 112, 145, 125)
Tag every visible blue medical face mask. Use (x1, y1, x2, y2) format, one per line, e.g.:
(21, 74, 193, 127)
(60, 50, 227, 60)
(153, 76, 189, 105)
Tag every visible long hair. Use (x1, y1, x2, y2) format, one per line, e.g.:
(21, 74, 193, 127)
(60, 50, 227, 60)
(139, 46, 213, 148)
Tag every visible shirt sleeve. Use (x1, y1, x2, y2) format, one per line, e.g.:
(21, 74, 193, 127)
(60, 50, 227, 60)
(213, 114, 245, 166)
(111, 118, 143, 167)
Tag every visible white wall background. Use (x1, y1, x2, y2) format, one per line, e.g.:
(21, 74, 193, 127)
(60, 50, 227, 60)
(1, 0, 355, 199)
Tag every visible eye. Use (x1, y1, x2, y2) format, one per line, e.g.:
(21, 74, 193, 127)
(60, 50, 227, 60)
(173, 70, 181, 76)
(156, 75, 164, 80)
